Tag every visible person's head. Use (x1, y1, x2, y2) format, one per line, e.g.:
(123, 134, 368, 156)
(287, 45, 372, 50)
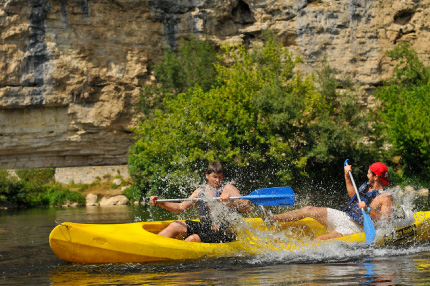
(206, 162, 223, 188)
(368, 162, 389, 187)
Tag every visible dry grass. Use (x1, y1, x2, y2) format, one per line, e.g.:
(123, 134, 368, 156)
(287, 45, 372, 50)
(67, 179, 131, 198)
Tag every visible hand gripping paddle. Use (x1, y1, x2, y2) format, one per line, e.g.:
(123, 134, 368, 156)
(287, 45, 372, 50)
(146, 186, 295, 207)
(345, 159, 376, 245)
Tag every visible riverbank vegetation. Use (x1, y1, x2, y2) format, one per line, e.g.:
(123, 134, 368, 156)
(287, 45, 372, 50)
(374, 42, 430, 180)
(0, 168, 85, 208)
(0, 167, 128, 208)
(128, 32, 430, 202)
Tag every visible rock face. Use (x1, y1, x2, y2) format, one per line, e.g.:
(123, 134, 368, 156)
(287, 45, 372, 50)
(1, 0, 430, 169)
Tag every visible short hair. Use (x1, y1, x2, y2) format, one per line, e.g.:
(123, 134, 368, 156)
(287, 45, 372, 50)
(207, 162, 223, 174)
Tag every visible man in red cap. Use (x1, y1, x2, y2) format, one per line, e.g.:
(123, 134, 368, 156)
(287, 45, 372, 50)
(368, 162, 390, 186)
(267, 162, 394, 240)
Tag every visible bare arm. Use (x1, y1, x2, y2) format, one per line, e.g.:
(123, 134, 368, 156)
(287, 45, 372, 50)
(220, 184, 253, 213)
(357, 193, 393, 222)
(371, 193, 393, 221)
(149, 188, 200, 213)
(344, 165, 356, 198)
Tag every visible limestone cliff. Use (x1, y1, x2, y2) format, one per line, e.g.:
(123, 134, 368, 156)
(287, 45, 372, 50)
(1, 0, 429, 169)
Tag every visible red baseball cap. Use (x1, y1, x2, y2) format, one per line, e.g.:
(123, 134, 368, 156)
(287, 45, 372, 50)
(369, 162, 389, 186)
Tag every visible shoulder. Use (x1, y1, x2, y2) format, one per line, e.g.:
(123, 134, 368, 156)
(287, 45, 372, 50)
(377, 191, 391, 198)
(375, 192, 392, 203)
(189, 187, 202, 198)
(222, 183, 240, 194)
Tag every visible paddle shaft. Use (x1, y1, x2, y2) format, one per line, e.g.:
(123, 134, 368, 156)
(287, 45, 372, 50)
(344, 159, 376, 245)
(152, 197, 242, 203)
(347, 171, 363, 205)
(145, 186, 295, 206)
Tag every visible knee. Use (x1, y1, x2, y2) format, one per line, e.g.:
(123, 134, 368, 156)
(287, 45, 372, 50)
(165, 220, 185, 233)
(301, 206, 323, 217)
(185, 234, 201, 242)
(302, 206, 316, 212)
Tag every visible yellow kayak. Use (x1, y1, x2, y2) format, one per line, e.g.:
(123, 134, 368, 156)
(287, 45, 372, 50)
(49, 211, 430, 264)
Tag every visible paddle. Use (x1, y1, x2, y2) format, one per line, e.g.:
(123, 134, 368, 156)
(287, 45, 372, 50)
(344, 159, 376, 245)
(146, 186, 295, 207)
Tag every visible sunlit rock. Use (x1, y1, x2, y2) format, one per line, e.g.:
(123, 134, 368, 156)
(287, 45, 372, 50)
(418, 188, 429, 197)
(99, 195, 129, 206)
(86, 193, 98, 206)
(1, 0, 430, 169)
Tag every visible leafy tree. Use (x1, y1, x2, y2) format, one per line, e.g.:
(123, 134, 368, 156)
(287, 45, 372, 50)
(0, 167, 84, 207)
(0, 168, 25, 205)
(251, 55, 377, 202)
(304, 60, 377, 187)
(138, 37, 219, 118)
(386, 41, 430, 86)
(129, 32, 375, 201)
(375, 42, 430, 178)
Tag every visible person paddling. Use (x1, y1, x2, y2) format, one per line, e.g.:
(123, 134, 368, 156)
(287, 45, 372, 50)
(149, 162, 252, 242)
(268, 162, 396, 240)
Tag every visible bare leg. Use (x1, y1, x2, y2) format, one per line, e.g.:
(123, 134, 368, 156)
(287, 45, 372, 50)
(314, 230, 342, 241)
(185, 234, 202, 242)
(273, 206, 329, 227)
(158, 220, 188, 239)
(274, 206, 345, 241)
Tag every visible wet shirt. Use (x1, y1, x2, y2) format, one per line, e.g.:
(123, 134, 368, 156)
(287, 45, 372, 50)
(344, 183, 381, 225)
(198, 184, 236, 230)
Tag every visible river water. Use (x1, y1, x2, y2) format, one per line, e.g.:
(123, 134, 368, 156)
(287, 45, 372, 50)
(1, 205, 430, 286)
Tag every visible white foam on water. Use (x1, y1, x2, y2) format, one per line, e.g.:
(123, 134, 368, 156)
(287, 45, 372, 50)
(247, 241, 430, 265)
(141, 173, 430, 266)
(220, 199, 430, 265)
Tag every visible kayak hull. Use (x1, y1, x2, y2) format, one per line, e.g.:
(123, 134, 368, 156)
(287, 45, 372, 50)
(49, 220, 249, 264)
(49, 212, 430, 264)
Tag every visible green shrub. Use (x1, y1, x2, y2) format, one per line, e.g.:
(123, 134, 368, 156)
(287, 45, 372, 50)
(0, 168, 26, 205)
(15, 168, 55, 185)
(44, 184, 85, 206)
(139, 37, 219, 119)
(0, 167, 84, 207)
(301, 59, 378, 186)
(129, 31, 375, 198)
(123, 185, 140, 202)
(375, 42, 430, 179)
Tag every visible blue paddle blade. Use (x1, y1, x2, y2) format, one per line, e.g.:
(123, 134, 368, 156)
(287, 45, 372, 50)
(362, 209, 376, 245)
(242, 187, 295, 206)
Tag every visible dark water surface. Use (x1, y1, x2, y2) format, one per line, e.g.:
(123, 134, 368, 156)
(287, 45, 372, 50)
(1, 205, 430, 285)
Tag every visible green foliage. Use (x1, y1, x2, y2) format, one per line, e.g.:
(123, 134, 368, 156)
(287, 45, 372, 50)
(0, 167, 84, 208)
(130, 31, 374, 198)
(44, 184, 86, 206)
(15, 168, 55, 185)
(375, 42, 430, 178)
(123, 185, 141, 202)
(386, 41, 430, 86)
(139, 37, 219, 118)
(0, 168, 26, 205)
(304, 59, 377, 181)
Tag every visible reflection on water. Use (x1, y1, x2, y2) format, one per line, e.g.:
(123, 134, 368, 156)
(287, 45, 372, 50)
(2, 206, 430, 286)
(47, 254, 430, 286)
(362, 259, 397, 285)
